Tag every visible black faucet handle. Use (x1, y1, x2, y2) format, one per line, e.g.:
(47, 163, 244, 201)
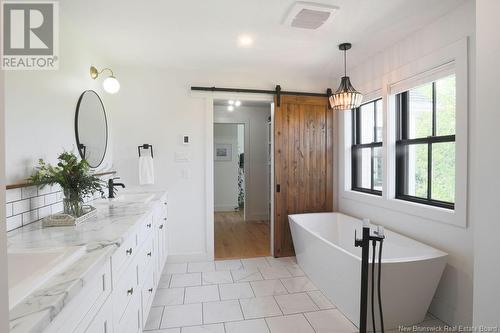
(112, 176, 121, 180)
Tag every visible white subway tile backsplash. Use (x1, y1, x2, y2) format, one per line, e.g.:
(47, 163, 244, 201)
(6, 174, 109, 232)
(38, 185, 53, 195)
(52, 184, 62, 193)
(44, 193, 58, 205)
(30, 196, 45, 209)
(6, 188, 22, 202)
(38, 206, 52, 219)
(6, 203, 13, 217)
(56, 191, 64, 201)
(21, 186, 38, 199)
(23, 211, 39, 225)
(6, 215, 22, 232)
(51, 202, 64, 214)
(13, 199, 30, 215)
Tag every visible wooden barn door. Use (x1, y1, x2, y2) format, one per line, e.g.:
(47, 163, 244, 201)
(274, 95, 333, 257)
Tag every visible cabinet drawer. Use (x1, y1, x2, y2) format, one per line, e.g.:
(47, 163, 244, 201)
(46, 259, 112, 333)
(117, 290, 142, 333)
(137, 213, 155, 246)
(141, 267, 156, 324)
(111, 232, 137, 284)
(113, 260, 139, 324)
(84, 295, 113, 333)
(138, 236, 155, 286)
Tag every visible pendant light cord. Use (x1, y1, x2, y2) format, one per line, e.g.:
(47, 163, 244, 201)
(344, 49, 347, 77)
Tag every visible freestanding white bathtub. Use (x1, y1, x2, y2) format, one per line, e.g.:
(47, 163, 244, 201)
(289, 212, 447, 330)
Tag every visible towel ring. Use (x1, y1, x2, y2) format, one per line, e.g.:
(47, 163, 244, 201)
(138, 144, 154, 158)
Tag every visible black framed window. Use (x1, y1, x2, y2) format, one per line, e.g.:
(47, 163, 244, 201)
(395, 75, 456, 209)
(351, 99, 383, 195)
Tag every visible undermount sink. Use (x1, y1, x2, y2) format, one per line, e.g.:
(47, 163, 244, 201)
(8, 246, 86, 310)
(110, 193, 155, 204)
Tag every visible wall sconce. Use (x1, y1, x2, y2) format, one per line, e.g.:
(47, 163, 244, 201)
(90, 65, 120, 94)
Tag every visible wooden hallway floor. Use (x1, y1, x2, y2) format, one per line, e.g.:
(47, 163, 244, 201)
(214, 210, 270, 260)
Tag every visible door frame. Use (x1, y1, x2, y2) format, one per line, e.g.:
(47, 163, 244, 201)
(213, 121, 249, 220)
(196, 91, 274, 261)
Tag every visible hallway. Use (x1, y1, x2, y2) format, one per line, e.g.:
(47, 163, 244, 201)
(214, 211, 270, 259)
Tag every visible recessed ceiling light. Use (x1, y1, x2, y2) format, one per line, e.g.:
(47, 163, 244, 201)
(228, 105, 235, 112)
(235, 100, 242, 107)
(238, 35, 254, 47)
(228, 100, 235, 105)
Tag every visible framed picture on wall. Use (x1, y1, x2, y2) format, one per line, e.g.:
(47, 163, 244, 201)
(215, 144, 232, 161)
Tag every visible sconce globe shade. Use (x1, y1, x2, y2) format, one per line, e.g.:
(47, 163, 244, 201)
(103, 76, 120, 94)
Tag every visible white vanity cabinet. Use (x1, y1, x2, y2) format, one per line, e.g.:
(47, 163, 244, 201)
(44, 193, 169, 333)
(154, 200, 168, 276)
(110, 195, 168, 332)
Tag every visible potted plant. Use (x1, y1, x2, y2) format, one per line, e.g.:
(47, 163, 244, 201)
(28, 152, 104, 218)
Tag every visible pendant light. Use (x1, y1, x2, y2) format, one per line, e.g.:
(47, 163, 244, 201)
(329, 43, 363, 110)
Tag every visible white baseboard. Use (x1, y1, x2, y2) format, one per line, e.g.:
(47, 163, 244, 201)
(167, 252, 213, 263)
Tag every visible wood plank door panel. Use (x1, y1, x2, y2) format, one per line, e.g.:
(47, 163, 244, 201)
(274, 95, 333, 257)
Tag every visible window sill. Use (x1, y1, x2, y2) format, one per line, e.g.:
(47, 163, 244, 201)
(340, 189, 465, 229)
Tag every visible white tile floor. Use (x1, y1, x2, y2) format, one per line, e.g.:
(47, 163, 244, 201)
(145, 256, 445, 333)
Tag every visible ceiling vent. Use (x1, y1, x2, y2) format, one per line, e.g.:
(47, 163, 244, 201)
(283, 2, 339, 30)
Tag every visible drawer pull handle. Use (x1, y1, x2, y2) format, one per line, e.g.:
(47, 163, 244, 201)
(147, 252, 152, 257)
(163, 218, 167, 221)
(148, 288, 153, 293)
(126, 248, 133, 255)
(127, 288, 134, 295)
(147, 223, 152, 228)
(164, 202, 167, 205)
(159, 224, 164, 229)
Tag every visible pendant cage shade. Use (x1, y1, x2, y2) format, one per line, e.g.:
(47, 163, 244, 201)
(329, 42, 363, 110)
(329, 76, 363, 111)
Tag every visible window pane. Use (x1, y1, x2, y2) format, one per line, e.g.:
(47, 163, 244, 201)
(373, 147, 383, 191)
(436, 75, 456, 136)
(432, 142, 455, 203)
(405, 144, 428, 198)
(360, 103, 375, 144)
(353, 148, 371, 189)
(408, 83, 433, 139)
(375, 99, 383, 142)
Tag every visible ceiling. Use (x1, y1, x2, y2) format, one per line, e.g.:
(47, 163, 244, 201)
(63, 0, 467, 80)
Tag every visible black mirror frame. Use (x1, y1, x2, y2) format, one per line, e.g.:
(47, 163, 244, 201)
(74, 90, 109, 168)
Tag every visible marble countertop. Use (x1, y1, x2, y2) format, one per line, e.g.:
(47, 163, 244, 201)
(7, 187, 167, 333)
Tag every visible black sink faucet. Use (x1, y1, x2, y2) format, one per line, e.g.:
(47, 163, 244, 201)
(108, 177, 126, 198)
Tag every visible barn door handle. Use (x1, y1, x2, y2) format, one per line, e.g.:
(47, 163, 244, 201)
(276, 184, 280, 193)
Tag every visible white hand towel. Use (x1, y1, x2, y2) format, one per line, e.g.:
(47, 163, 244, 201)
(139, 156, 155, 185)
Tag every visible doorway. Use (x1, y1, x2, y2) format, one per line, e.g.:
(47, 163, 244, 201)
(213, 99, 272, 259)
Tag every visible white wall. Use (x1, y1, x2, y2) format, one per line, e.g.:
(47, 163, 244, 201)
(0, 26, 10, 331)
(215, 105, 270, 221)
(110, 66, 327, 261)
(472, 0, 500, 326)
(337, 1, 474, 325)
(214, 124, 239, 211)
(4, 13, 112, 184)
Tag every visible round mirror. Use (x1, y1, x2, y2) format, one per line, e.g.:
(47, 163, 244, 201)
(75, 90, 108, 168)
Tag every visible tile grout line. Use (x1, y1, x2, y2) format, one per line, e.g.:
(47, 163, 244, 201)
(158, 305, 166, 330)
(302, 312, 318, 333)
(237, 298, 246, 321)
(263, 316, 273, 333)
